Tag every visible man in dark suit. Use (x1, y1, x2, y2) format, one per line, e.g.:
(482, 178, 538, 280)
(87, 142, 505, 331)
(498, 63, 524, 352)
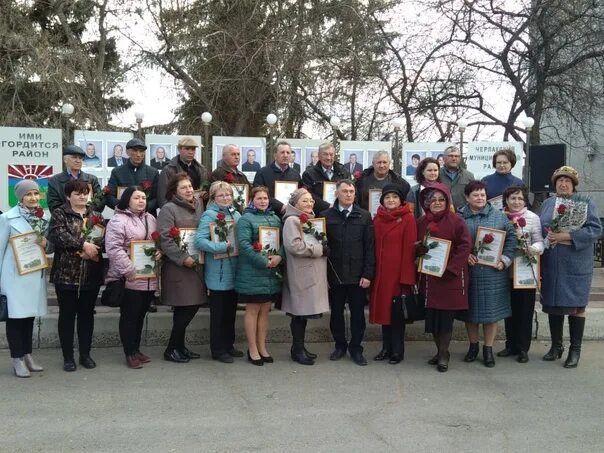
(107, 144, 127, 167)
(242, 149, 261, 172)
(345, 153, 363, 175)
(321, 179, 374, 366)
(289, 151, 301, 174)
(150, 146, 169, 170)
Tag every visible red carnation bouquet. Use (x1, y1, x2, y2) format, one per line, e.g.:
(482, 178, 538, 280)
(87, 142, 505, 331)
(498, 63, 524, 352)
(300, 213, 326, 243)
(30, 207, 48, 242)
(474, 232, 494, 256)
(507, 215, 536, 265)
(143, 230, 163, 273)
(81, 213, 104, 244)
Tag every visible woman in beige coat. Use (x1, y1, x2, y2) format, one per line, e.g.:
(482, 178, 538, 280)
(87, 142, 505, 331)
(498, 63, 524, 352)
(282, 188, 330, 365)
(157, 173, 207, 363)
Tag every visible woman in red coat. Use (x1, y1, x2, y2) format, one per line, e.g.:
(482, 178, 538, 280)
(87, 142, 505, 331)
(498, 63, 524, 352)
(417, 183, 472, 372)
(369, 184, 417, 364)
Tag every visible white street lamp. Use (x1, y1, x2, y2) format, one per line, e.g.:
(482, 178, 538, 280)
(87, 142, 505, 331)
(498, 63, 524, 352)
(201, 112, 213, 124)
(457, 119, 468, 165)
(266, 113, 277, 126)
(329, 116, 341, 129)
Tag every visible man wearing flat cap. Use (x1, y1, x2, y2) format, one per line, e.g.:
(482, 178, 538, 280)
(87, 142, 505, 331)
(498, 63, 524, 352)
(106, 138, 159, 215)
(47, 145, 105, 213)
(157, 137, 210, 208)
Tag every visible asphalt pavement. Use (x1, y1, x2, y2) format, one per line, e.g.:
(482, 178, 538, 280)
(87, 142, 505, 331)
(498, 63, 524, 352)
(1, 341, 603, 453)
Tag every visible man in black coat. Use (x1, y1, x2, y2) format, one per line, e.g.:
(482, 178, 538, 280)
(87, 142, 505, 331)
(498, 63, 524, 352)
(253, 141, 301, 215)
(302, 142, 351, 213)
(321, 179, 375, 366)
(47, 145, 105, 214)
(355, 150, 410, 214)
(157, 137, 209, 207)
(106, 138, 159, 216)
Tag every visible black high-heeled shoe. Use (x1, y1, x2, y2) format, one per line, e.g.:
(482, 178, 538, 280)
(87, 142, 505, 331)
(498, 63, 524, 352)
(464, 342, 479, 362)
(303, 347, 317, 360)
(247, 350, 264, 366)
(260, 354, 274, 363)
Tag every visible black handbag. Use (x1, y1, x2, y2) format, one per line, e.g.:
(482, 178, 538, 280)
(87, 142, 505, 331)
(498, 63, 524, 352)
(0, 294, 8, 322)
(101, 278, 125, 307)
(392, 287, 425, 323)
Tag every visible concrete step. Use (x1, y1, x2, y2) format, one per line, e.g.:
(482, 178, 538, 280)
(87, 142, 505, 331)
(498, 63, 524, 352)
(2, 305, 603, 351)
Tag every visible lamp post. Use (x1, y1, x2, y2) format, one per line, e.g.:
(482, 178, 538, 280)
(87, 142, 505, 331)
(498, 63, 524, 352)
(201, 111, 212, 169)
(329, 116, 341, 162)
(391, 118, 404, 174)
(457, 118, 468, 168)
(134, 111, 144, 139)
(522, 117, 535, 188)
(266, 113, 278, 163)
(61, 103, 74, 147)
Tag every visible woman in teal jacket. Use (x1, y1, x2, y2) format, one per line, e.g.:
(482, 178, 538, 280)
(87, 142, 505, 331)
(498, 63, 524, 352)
(235, 186, 284, 365)
(196, 181, 242, 363)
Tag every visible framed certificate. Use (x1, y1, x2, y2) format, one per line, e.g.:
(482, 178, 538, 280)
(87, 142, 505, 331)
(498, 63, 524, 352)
(179, 228, 204, 264)
(258, 226, 280, 252)
(130, 240, 157, 279)
(418, 237, 452, 277)
(513, 255, 540, 289)
(368, 189, 382, 218)
(474, 227, 506, 267)
(300, 217, 326, 247)
(322, 182, 337, 205)
(232, 184, 249, 205)
(9, 232, 49, 275)
(117, 186, 127, 200)
(209, 220, 239, 259)
(488, 195, 503, 211)
(274, 181, 298, 205)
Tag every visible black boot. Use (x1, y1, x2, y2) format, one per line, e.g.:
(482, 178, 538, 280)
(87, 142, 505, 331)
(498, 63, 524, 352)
(564, 316, 585, 368)
(290, 317, 314, 365)
(437, 331, 452, 372)
(543, 314, 565, 361)
(464, 342, 479, 362)
(483, 345, 495, 368)
(428, 333, 440, 365)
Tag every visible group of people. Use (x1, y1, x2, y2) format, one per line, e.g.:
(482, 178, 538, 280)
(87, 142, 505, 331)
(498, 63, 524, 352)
(1, 137, 601, 378)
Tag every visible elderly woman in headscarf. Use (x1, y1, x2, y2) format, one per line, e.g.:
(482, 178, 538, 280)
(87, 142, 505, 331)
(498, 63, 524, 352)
(540, 166, 602, 368)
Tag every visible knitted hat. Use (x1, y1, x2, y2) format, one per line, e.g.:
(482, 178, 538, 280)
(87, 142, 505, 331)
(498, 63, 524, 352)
(15, 179, 40, 202)
(551, 166, 578, 187)
(380, 183, 409, 206)
(288, 188, 308, 206)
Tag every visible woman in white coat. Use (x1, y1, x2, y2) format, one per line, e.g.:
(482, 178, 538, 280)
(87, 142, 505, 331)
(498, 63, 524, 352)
(281, 188, 330, 365)
(0, 180, 49, 377)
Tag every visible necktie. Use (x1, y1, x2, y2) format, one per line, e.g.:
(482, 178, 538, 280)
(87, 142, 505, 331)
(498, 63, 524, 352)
(342, 209, 349, 218)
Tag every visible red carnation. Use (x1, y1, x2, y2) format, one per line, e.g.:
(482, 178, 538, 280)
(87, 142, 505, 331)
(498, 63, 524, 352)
(427, 222, 439, 234)
(517, 217, 527, 228)
(353, 170, 362, 179)
(224, 173, 235, 183)
(141, 180, 152, 190)
(299, 213, 310, 224)
(151, 231, 160, 241)
(557, 204, 567, 215)
(34, 207, 44, 218)
(102, 185, 112, 194)
(168, 226, 180, 238)
(216, 212, 226, 221)
(89, 214, 102, 225)
(253, 241, 262, 252)
(483, 233, 494, 244)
